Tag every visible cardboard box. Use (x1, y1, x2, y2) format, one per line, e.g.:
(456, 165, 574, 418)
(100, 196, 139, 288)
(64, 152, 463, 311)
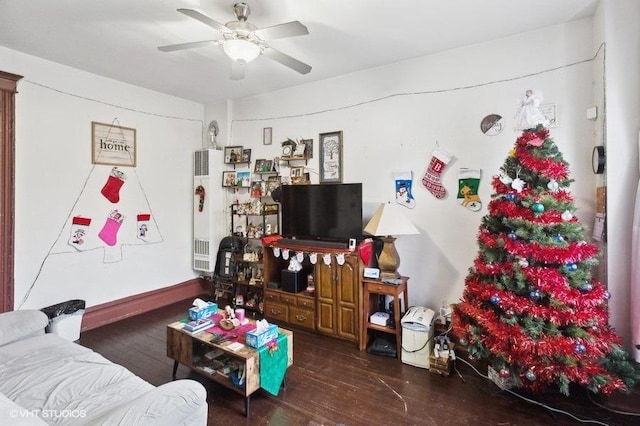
(188, 302, 218, 320)
(428, 343, 455, 376)
(245, 324, 278, 348)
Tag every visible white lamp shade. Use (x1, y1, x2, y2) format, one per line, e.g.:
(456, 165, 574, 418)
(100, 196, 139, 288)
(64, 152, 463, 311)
(364, 202, 419, 236)
(223, 39, 261, 64)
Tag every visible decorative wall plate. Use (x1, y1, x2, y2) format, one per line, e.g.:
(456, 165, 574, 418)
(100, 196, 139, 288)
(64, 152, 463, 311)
(480, 114, 504, 136)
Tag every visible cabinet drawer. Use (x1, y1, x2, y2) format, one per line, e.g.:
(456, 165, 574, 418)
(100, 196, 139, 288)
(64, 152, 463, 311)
(280, 293, 296, 305)
(265, 301, 288, 322)
(365, 283, 395, 296)
(296, 295, 315, 309)
(264, 291, 280, 302)
(289, 306, 315, 330)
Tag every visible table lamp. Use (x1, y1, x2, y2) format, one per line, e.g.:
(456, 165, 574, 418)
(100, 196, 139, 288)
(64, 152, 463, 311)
(363, 202, 419, 279)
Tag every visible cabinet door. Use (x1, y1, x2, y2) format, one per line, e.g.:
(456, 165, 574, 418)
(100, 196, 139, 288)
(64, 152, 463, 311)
(315, 260, 335, 336)
(315, 254, 359, 342)
(336, 255, 359, 342)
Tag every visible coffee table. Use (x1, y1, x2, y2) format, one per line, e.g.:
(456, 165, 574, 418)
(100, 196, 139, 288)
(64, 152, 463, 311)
(167, 316, 293, 417)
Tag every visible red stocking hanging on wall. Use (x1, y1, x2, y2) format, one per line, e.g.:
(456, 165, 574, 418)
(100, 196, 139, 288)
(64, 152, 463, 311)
(101, 167, 126, 203)
(422, 148, 452, 199)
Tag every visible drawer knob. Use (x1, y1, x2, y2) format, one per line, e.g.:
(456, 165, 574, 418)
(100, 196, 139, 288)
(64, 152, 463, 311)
(295, 314, 307, 322)
(270, 309, 281, 315)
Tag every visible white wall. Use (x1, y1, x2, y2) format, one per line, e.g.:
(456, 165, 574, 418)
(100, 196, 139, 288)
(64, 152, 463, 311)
(598, 0, 640, 345)
(224, 19, 598, 317)
(1, 46, 209, 310)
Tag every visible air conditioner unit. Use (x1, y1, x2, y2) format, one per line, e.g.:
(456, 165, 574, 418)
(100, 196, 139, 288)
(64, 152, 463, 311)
(193, 149, 224, 272)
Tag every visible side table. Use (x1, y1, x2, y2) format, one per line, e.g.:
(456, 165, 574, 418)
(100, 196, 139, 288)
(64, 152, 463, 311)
(360, 277, 409, 358)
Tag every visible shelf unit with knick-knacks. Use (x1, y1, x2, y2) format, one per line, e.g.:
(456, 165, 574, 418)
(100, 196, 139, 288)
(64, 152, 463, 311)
(230, 242, 265, 318)
(230, 201, 280, 241)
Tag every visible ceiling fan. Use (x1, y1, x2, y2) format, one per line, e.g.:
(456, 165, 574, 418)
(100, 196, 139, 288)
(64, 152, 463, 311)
(158, 2, 311, 80)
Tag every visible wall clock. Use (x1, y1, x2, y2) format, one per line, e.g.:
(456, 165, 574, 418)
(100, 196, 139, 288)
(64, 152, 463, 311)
(592, 145, 605, 174)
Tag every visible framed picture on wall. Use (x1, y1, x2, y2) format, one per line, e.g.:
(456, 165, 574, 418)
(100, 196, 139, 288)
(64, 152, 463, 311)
(236, 171, 251, 187)
(91, 121, 137, 167)
(224, 146, 243, 163)
(242, 149, 252, 163)
(222, 171, 236, 187)
(290, 166, 304, 177)
(263, 127, 272, 145)
(319, 131, 343, 183)
(302, 139, 313, 159)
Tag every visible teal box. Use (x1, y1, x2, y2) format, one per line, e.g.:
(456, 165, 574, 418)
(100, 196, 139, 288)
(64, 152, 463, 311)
(188, 302, 218, 320)
(245, 324, 278, 348)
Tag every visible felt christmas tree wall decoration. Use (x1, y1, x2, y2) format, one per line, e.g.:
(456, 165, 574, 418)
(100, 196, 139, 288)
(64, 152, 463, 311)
(453, 124, 639, 395)
(422, 148, 452, 199)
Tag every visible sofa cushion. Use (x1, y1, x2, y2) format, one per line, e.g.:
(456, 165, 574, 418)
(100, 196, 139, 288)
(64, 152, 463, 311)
(0, 310, 48, 347)
(0, 333, 154, 425)
(84, 380, 208, 426)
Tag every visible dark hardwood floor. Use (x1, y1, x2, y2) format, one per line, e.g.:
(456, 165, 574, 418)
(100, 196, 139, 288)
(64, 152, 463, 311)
(79, 298, 640, 425)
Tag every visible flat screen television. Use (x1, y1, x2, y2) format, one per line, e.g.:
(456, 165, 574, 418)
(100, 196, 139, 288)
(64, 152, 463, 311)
(280, 183, 363, 242)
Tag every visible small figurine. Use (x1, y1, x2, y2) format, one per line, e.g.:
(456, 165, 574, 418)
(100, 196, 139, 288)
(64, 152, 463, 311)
(515, 89, 549, 130)
(288, 257, 303, 272)
(224, 305, 235, 319)
(220, 305, 240, 330)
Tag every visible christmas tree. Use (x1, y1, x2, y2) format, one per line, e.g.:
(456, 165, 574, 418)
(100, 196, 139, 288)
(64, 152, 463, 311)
(453, 94, 639, 396)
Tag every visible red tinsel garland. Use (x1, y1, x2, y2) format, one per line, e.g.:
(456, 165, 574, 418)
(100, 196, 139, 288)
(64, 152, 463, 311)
(454, 298, 626, 393)
(515, 145, 569, 180)
(476, 229, 598, 264)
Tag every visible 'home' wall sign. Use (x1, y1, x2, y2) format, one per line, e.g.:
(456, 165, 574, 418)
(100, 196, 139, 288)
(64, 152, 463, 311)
(91, 121, 137, 167)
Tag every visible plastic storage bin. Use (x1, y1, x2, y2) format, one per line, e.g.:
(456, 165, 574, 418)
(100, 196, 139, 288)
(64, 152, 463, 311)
(41, 299, 86, 341)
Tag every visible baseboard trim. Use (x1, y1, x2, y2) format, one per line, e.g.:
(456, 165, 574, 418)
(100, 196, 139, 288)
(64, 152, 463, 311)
(81, 278, 207, 331)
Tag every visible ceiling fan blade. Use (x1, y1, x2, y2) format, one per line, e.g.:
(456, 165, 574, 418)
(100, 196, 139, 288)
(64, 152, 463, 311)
(254, 21, 309, 40)
(262, 47, 312, 75)
(157, 40, 219, 52)
(177, 8, 231, 34)
(230, 61, 245, 80)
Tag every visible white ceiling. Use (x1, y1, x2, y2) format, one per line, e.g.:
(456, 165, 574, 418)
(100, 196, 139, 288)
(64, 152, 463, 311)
(0, 0, 599, 104)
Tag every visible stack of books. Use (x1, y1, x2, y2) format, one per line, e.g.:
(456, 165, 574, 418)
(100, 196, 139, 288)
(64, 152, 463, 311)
(184, 318, 214, 333)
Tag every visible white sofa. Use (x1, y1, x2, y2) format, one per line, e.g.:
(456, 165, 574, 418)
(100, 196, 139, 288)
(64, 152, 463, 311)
(0, 310, 208, 425)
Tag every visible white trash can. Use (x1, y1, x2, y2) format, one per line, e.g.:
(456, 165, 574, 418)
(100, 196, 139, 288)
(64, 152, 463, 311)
(401, 306, 435, 369)
(41, 299, 86, 342)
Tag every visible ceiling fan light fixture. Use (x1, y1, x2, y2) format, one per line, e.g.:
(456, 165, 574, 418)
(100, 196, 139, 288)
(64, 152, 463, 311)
(223, 39, 260, 64)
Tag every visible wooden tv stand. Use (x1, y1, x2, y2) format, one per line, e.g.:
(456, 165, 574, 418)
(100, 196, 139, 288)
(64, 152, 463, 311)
(262, 240, 362, 345)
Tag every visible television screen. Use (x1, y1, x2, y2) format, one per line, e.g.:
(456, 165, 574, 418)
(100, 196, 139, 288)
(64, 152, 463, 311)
(281, 183, 363, 242)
